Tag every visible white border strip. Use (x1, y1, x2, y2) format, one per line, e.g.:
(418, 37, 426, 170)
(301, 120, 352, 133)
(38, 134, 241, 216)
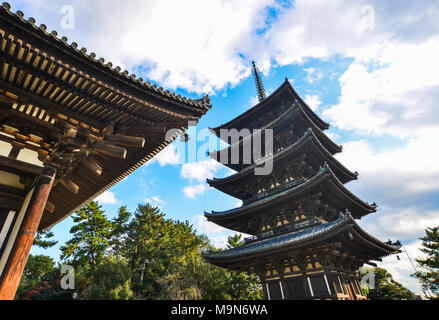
(0, 211, 16, 251)
(0, 188, 34, 277)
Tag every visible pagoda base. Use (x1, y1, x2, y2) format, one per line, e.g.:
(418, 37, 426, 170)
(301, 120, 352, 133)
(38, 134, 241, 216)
(262, 269, 366, 300)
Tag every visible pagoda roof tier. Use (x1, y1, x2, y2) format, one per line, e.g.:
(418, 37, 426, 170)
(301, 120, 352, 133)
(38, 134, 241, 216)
(205, 165, 376, 230)
(0, 3, 212, 230)
(207, 129, 358, 200)
(208, 102, 342, 171)
(202, 212, 400, 268)
(210, 79, 329, 141)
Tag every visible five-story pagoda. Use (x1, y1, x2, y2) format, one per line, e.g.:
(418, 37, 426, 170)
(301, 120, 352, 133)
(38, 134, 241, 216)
(202, 62, 400, 300)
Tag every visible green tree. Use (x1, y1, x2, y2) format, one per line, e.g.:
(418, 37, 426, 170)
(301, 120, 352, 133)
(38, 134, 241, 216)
(124, 204, 203, 298)
(83, 255, 133, 300)
(22, 254, 56, 281)
(157, 240, 231, 300)
(15, 254, 56, 299)
(413, 226, 439, 299)
(33, 229, 58, 249)
(367, 268, 414, 300)
(109, 206, 132, 258)
(225, 234, 263, 300)
(60, 201, 112, 270)
(227, 234, 244, 248)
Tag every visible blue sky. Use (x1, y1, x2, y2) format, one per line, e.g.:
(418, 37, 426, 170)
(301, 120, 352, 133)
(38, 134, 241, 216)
(11, 0, 439, 295)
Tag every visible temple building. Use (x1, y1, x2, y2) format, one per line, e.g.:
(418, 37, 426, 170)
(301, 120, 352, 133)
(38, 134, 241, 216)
(0, 2, 211, 299)
(202, 62, 400, 300)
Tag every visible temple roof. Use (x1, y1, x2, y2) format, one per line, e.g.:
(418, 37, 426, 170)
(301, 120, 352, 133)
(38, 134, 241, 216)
(0, 3, 211, 113)
(207, 129, 357, 200)
(202, 212, 400, 265)
(210, 78, 329, 140)
(205, 164, 376, 227)
(0, 2, 212, 230)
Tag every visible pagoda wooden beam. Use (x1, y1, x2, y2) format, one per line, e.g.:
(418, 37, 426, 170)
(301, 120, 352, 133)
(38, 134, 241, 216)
(0, 166, 56, 300)
(0, 155, 42, 176)
(81, 156, 102, 176)
(94, 141, 127, 159)
(109, 134, 145, 148)
(59, 176, 79, 195)
(0, 192, 23, 211)
(0, 78, 105, 130)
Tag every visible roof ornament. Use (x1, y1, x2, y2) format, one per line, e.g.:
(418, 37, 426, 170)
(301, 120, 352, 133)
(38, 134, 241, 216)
(251, 61, 267, 103)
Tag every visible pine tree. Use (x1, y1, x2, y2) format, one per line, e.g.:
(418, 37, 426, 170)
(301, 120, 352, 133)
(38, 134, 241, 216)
(109, 206, 132, 257)
(33, 229, 58, 249)
(413, 226, 439, 298)
(226, 234, 244, 249)
(60, 201, 112, 270)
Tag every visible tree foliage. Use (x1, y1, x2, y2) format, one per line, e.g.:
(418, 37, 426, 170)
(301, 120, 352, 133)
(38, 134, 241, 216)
(18, 201, 264, 300)
(367, 268, 415, 300)
(33, 229, 58, 249)
(60, 201, 112, 270)
(413, 226, 439, 299)
(83, 255, 133, 300)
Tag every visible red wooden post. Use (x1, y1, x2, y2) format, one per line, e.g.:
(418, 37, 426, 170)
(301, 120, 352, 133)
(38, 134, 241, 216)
(0, 166, 56, 300)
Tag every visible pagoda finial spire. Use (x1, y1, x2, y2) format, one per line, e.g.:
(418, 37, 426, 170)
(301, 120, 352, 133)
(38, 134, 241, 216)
(252, 61, 267, 103)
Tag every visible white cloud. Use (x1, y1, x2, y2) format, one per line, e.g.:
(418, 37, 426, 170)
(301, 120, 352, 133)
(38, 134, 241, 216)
(95, 191, 119, 205)
(183, 184, 209, 199)
(265, 1, 439, 139)
(304, 67, 323, 83)
(323, 39, 439, 138)
(304, 94, 322, 111)
(362, 208, 439, 241)
(180, 158, 223, 182)
(208, 235, 232, 249)
(150, 144, 181, 167)
(192, 214, 226, 235)
(15, 0, 274, 94)
(145, 196, 167, 208)
(336, 132, 439, 205)
(192, 215, 249, 249)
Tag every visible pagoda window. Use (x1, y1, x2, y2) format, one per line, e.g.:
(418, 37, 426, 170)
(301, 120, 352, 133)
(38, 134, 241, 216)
(267, 281, 283, 300)
(326, 274, 343, 294)
(337, 276, 345, 295)
(285, 278, 308, 300)
(351, 278, 361, 295)
(310, 276, 330, 297)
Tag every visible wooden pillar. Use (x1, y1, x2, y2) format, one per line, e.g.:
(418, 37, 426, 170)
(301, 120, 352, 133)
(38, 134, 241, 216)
(0, 166, 56, 300)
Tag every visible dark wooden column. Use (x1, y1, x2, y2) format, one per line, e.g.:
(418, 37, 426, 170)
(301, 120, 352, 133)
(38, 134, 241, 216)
(0, 166, 56, 300)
